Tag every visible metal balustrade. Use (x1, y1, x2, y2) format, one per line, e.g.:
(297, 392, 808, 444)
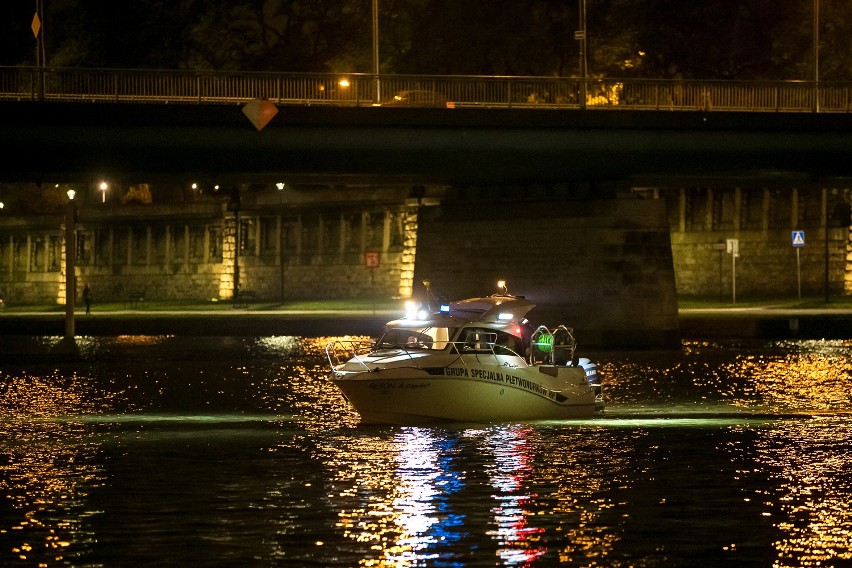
(1, 66, 849, 112)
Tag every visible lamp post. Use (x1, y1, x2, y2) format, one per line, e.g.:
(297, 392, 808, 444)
(813, 0, 820, 112)
(576, 0, 588, 109)
(230, 187, 241, 305)
(64, 188, 77, 339)
(372, 0, 380, 103)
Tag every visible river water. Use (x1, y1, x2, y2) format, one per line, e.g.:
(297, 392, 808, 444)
(2, 336, 851, 567)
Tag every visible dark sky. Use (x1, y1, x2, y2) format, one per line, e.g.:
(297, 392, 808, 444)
(1, 1, 845, 80)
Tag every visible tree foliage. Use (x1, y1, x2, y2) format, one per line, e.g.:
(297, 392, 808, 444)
(0, 0, 848, 81)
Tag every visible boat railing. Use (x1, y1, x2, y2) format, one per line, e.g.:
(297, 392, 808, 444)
(453, 340, 527, 363)
(325, 339, 375, 371)
(326, 337, 528, 371)
(530, 325, 577, 366)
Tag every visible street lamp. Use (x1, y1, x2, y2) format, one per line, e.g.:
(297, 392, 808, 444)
(64, 188, 77, 339)
(372, 0, 380, 103)
(813, 0, 820, 112)
(576, 0, 588, 109)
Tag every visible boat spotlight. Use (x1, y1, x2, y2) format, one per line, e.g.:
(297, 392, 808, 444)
(405, 300, 428, 320)
(405, 300, 417, 318)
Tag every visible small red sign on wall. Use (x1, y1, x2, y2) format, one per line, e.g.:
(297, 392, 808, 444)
(364, 251, 380, 268)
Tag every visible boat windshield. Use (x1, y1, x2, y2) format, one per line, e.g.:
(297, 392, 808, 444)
(375, 326, 458, 350)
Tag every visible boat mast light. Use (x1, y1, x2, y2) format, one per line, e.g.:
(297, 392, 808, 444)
(497, 280, 508, 294)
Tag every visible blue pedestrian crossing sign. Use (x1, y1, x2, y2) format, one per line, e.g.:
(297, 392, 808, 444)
(792, 230, 805, 247)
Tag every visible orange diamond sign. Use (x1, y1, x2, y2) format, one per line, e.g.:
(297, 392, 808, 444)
(242, 99, 279, 131)
(31, 13, 41, 38)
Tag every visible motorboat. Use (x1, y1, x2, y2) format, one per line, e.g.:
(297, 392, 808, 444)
(325, 282, 603, 424)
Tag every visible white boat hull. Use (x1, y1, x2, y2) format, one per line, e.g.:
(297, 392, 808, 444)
(332, 357, 601, 424)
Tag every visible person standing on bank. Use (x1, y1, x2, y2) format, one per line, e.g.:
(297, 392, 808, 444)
(83, 283, 92, 314)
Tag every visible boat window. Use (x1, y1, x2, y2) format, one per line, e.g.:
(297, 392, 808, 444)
(375, 326, 457, 350)
(460, 328, 523, 355)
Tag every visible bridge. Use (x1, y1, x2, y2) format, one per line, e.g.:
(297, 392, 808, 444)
(2, 67, 852, 186)
(2, 67, 852, 347)
(3, 66, 851, 112)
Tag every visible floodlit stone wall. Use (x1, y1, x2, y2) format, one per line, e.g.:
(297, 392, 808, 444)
(0, 200, 419, 306)
(665, 186, 852, 298)
(1, 183, 850, 321)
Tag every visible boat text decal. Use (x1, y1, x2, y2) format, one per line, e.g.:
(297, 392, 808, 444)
(444, 367, 558, 401)
(368, 381, 431, 392)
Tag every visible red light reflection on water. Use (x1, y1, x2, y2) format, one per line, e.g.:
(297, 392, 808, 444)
(484, 426, 547, 566)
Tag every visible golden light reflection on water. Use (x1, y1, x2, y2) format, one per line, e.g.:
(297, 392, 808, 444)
(319, 428, 482, 567)
(528, 427, 629, 567)
(277, 337, 364, 429)
(5, 336, 852, 566)
(482, 427, 546, 565)
(0, 371, 110, 565)
(747, 419, 852, 568)
(730, 351, 852, 412)
(315, 424, 625, 566)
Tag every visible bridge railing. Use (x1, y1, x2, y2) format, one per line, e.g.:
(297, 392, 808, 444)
(1, 66, 849, 112)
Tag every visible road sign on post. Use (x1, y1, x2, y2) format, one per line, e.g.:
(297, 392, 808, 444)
(792, 230, 805, 300)
(364, 251, 380, 268)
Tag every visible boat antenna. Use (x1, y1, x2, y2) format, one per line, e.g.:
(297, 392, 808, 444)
(423, 280, 433, 312)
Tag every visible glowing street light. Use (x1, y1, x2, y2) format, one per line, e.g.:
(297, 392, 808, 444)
(99, 181, 108, 203)
(64, 188, 77, 340)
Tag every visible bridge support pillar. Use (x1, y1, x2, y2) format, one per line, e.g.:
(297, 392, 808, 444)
(413, 194, 680, 348)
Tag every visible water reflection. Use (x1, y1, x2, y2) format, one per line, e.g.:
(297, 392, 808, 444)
(2, 337, 852, 566)
(0, 371, 108, 566)
(741, 418, 852, 567)
(482, 426, 545, 566)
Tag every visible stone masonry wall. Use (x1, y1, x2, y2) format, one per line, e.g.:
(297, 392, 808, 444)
(413, 196, 680, 348)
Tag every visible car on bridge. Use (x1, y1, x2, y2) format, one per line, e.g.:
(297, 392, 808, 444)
(384, 90, 452, 108)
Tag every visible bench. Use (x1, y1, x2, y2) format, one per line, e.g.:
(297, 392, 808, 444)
(233, 290, 258, 308)
(125, 288, 145, 309)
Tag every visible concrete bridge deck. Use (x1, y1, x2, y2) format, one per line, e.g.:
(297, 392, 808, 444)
(2, 101, 852, 187)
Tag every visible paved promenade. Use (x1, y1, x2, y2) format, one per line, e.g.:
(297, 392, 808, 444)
(1, 304, 851, 341)
(2, 304, 851, 362)
(0, 308, 398, 338)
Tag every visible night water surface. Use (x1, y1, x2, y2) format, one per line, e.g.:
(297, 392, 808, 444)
(2, 337, 851, 567)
